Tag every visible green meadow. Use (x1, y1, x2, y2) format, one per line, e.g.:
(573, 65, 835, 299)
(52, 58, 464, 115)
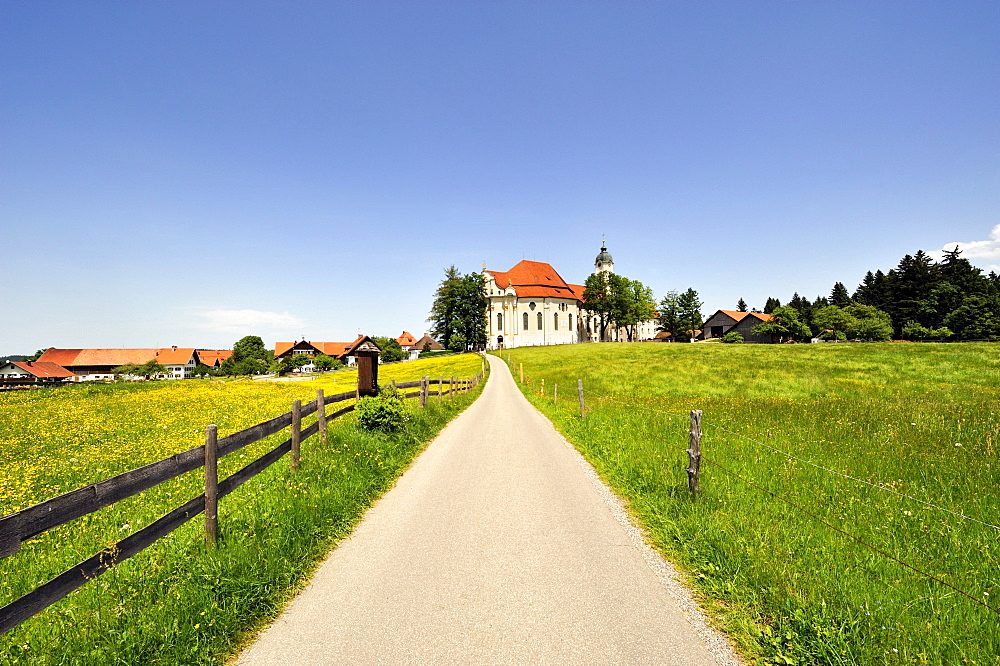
(0, 354, 485, 665)
(499, 342, 1000, 665)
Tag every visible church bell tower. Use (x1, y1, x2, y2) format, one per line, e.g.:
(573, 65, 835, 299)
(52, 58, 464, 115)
(595, 240, 615, 274)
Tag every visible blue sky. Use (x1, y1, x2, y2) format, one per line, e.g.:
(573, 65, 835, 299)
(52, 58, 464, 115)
(2, 1, 997, 354)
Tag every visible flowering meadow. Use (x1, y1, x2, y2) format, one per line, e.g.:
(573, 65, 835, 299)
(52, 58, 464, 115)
(0, 353, 484, 664)
(502, 343, 1000, 665)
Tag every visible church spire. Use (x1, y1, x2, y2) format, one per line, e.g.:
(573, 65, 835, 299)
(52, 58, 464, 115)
(595, 239, 614, 274)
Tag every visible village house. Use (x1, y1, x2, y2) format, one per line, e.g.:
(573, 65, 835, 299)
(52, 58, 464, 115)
(194, 349, 234, 369)
(484, 243, 656, 349)
(36, 347, 198, 380)
(405, 333, 445, 360)
(396, 331, 418, 351)
(0, 360, 76, 386)
(700, 310, 776, 343)
(273, 336, 373, 370)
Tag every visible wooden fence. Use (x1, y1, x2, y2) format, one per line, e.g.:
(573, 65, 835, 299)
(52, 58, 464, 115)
(0, 368, 485, 635)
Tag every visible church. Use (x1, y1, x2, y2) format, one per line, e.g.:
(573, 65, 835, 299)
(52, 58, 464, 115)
(484, 244, 656, 349)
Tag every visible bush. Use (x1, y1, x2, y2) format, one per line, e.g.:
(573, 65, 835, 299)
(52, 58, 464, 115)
(721, 331, 744, 344)
(355, 385, 410, 433)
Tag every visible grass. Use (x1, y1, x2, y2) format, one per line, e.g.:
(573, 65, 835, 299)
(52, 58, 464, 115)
(0, 353, 485, 664)
(498, 342, 1000, 665)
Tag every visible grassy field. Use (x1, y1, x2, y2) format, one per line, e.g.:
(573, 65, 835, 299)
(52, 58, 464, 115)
(497, 342, 1000, 665)
(0, 353, 484, 664)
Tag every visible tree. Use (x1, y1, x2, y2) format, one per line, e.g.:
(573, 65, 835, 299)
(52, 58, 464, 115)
(737, 298, 748, 312)
(111, 363, 142, 379)
(830, 282, 852, 307)
(429, 267, 488, 351)
(448, 332, 467, 352)
(373, 337, 406, 363)
(751, 306, 812, 343)
(231, 335, 272, 375)
(313, 354, 342, 371)
(657, 291, 682, 341)
(139, 360, 167, 379)
(813, 305, 857, 340)
(676, 288, 703, 342)
(619, 278, 656, 341)
(844, 304, 893, 341)
(582, 272, 617, 341)
(763, 297, 781, 314)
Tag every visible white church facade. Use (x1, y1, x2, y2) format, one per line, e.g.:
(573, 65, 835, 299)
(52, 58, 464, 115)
(484, 244, 656, 349)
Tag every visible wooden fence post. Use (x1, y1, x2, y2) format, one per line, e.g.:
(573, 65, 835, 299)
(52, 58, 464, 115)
(438, 375, 443, 404)
(540, 378, 544, 395)
(291, 399, 301, 471)
(204, 424, 218, 548)
(317, 389, 327, 446)
(577, 379, 585, 418)
(450, 376, 456, 401)
(688, 410, 702, 497)
(553, 383, 558, 404)
(519, 363, 524, 383)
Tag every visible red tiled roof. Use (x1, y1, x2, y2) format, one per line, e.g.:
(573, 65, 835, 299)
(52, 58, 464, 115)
(154, 348, 196, 365)
(396, 331, 417, 346)
(195, 350, 233, 367)
(11, 361, 76, 379)
(39, 349, 151, 366)
(37, 348, 196, 368)
(486, 260, 582, 300)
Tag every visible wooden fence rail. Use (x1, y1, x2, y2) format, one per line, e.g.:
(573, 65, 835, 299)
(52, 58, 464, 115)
(0, 367, 484, 636)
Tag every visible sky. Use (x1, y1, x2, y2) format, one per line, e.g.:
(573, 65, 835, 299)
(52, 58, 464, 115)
(2, 1, 998, 355)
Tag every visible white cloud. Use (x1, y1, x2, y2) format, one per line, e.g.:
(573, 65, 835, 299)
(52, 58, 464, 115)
(197, 309, 306, 334)
(932, 224, 1000, 272)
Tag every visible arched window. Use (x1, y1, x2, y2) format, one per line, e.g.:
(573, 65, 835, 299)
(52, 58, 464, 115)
(497, 313, 503, 331)
(523, 312, 529, 330)
(554, 313, 559, 330)
(569, 313, 573, 331)
(537, 312, 543, 330)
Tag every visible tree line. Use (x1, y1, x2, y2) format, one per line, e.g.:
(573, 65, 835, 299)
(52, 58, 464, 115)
(745, 247, 1000, 341)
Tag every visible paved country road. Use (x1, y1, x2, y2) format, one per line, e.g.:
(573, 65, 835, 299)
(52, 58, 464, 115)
(238, 354, 742, 665)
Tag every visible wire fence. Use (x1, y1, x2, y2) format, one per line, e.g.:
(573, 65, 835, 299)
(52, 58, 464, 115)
(507, 357, 999, 617)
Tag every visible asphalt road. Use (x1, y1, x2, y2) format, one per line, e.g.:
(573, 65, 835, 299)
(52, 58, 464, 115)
(238, 354, 741, 665)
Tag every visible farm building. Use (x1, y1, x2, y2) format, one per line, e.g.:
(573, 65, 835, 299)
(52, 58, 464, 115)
(406, 334, 445, 360)
(194, 349, 233, 368)
(36, 347, 198, 380)
(0, 360, 76, 386)
(700, 310, 776, 344)
(274, 336, 376, 369)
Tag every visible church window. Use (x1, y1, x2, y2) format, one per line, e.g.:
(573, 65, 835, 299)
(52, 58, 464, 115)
(554, 313, 559, 330)
(523, 312, 529, 330)
(569, 313, 573, 330)
(537, 312, 543, 330)
(497, 313, 503, 331)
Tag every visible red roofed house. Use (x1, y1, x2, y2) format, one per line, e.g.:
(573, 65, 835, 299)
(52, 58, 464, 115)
(0, 361, 76, 386)
(396, 331, 418, 350)
(274, 337, 369, 369)
(36, 347, 198, 380)
(484, 242, 656, 348)
(699, 310, 776, 344)
(194, 350, 234, 369)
